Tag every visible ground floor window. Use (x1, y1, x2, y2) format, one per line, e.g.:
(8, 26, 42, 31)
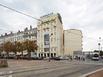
(38, 53, 40, 57)
(54, 53, 56, 57)
(47, 53, 49, 57)
(37, 53, 56, 58)
(44, 53, 46, 58)
(51, 53, 53, 57)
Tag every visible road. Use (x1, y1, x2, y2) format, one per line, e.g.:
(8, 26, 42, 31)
(0, 60, 103, 77)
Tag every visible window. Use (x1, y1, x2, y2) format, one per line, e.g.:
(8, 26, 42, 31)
(54, 26, 56, 30)
(47, 53, 49, 57)
(43, 28, 46, 32)
(44, 48, 49, 52)
(53, 32, 55, 36)
(44, 53, 46, 58)
(54, 47, 56, 51)
(44, 34, 49, 45)
(51, 38, 53, 42)
(54, 53, 56, 57)
(47, 27, 49, 31)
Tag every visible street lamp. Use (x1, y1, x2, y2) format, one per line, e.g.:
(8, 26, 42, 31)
(98, 37, 101, 57)
(49, 33, 53, 62)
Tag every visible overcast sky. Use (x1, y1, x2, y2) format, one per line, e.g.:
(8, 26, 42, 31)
(0, 0, 103, 51)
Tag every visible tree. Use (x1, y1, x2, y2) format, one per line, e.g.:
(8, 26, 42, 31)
(3, 41, 13, 58)
(11, 42, 17, 55)
(15, 42, 23, 52)
(23, 40, 38, 59)
(0, 44, 3, 56)
(15, 41, 24, 59)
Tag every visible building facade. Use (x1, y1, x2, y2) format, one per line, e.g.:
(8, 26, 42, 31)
(37, 13, 64, 58)
(0, 26, 37, 56)
(0, 26, 37, 44)
(64, 29, 83, 56)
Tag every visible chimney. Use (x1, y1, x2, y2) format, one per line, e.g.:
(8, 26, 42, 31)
(5, 33, 7, 36)
(30, 25, 32, 30)
(24, 27, 28, 31)
(10, 31, 13, 34)
(18, 30, 21, 33)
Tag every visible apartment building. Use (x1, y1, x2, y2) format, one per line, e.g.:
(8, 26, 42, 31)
(64, 29, 83, 56)
(37, 13, 64, 58)
(0, 26, 37, 44)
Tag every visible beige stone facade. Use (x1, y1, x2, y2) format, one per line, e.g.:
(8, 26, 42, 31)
(37, 13, 63, 57)
(0, 26, 37, 44)
(64, 29, 83, 56)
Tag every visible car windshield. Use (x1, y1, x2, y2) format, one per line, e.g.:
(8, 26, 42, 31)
(93, 54, 99, 57)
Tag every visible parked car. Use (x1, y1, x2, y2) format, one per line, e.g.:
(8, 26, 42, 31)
(50, 56, 62, 60)
(92, 54, 100, 61)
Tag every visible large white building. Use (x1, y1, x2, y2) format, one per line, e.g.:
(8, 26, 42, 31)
(64, 29, 83, 56)
(37, 13, 64, 58)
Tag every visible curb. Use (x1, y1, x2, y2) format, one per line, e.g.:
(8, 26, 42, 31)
(80, 68, 103, 77)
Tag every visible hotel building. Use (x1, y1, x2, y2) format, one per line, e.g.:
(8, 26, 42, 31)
(37, 13, 64, 58)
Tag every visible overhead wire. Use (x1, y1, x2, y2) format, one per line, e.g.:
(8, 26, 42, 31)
(0, 3, 41, 21)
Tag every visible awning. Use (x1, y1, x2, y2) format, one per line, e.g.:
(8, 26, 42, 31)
(9, 52, 15, 55)
(16, 52, 22, 55)
(23, 50, 28, 55)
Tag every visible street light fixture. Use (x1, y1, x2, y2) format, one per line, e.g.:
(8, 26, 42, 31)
(49, 33, 53, 62)
(98, 37, 101, 57)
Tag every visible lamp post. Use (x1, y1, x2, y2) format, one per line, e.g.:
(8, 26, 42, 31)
(98, 37, 101, 57)
(49, 33, 53, 62)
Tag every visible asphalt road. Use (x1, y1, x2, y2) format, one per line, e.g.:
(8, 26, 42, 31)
(2, 60, 103, 77)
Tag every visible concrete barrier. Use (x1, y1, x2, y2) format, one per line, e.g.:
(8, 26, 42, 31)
(0, 59, 8, 67)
